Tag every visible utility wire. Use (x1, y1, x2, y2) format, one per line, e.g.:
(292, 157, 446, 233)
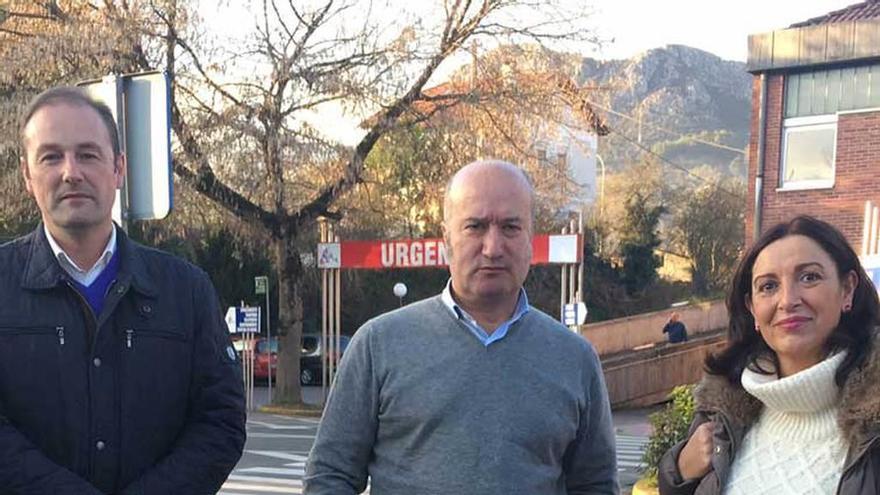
(608, 127, 747, 201)
(585, 98, 747, 155)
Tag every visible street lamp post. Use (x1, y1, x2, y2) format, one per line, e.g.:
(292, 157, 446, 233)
(393, 282, 408, 307)
(595, 153, 606, 216)
(254, 276, 270, 402)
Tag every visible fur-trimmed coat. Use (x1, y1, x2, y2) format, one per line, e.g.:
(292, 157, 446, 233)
(658, 346, 880, 494)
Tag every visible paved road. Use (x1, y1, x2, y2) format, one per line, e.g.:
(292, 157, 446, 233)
(220, 386, 654, 494)
(219, 413, 319, 494)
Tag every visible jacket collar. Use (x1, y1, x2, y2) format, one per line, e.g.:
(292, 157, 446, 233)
(21, 224, 159, 298)
(695, 335, 880, 448)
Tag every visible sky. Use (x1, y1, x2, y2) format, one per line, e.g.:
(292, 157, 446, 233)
(586, 0, 858, 61)
(204, 0, 860, 144)
(208, 0, 859, 61)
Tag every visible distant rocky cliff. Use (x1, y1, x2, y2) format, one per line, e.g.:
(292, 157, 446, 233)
(578, 44, 752, 177)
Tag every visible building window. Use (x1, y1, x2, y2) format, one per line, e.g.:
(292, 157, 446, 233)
(780, 63, 880, 190)
(781, 115, 837, 190)
(785, 64, 880, 118)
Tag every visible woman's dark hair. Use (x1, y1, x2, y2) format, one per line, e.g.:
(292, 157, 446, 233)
(706, 215, 880, 386)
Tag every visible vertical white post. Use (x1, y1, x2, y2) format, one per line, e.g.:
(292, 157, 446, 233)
(577, 211, 584, 305)
(334, 234, 342, 388)
(862, 201, 872, 256)
(320, 221, 329, 403)
(569, 219, 577, 307)
(871, 206, 880, 256)
(560, 226, 569, 321)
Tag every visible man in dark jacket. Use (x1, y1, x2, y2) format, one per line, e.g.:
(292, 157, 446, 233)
(0, 87, 246, 494)
(662, 312, 688, 344)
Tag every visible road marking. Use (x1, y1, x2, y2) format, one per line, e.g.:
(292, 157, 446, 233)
(220, 482, 299, 493)
(238, 467, 306, 476)
(246, 450, 310, 462)
(248, 420, 315, 430)
(247, 432, 317, 439)
(227, 475, 302, 486)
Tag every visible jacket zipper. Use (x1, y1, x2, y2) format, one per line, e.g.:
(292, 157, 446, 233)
(123, 328, 187, 350)
(57, 326, 65, 346)
(1, 326, 64, 338)
(64, 280, 98, 350)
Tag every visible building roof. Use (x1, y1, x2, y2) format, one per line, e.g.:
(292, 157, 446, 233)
(790, 0, 880, 28)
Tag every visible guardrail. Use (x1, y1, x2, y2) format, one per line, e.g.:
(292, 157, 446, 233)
(580, 300, 727, 357)
(601, 333, 727, 407)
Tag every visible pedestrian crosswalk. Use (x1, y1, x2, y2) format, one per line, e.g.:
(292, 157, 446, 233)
(218, 435, 649, 494)
(615, 434, 649, 471)
(219, 451, 310, 494)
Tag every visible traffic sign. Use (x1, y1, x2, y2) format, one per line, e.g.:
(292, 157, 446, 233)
(255, 276, 268, 295)
(79, 71, 173, 223)
(562, 302, 588, 326)
(224, 306, 261, 333)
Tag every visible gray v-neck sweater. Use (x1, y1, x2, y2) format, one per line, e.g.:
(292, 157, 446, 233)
(305, 295, 618, 494)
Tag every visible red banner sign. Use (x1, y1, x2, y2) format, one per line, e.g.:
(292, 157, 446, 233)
(317, 234, 581, 270)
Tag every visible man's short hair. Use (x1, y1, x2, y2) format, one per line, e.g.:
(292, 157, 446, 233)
(19, 86, 121, 158)
(443, 159, 536, 225)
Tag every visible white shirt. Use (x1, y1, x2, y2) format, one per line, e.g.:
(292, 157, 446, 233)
(44, 225, 117, 286)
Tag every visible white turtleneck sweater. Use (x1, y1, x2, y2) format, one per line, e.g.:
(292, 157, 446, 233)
(724, 352, 849, 495)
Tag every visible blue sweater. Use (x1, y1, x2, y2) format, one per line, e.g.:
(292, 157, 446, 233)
(70, 250, 120, 318)
(305, 295, 618, 494)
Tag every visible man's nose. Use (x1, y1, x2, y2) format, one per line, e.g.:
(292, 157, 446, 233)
(482, 226, 504, 258)
(61, 154, 84, 183)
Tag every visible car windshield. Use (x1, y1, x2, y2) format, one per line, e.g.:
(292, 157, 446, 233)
(301, 335, 351, 355)
(256, 338, 279, 354)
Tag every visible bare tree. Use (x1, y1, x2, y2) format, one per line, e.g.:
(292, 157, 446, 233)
(3, 0, 595, 404)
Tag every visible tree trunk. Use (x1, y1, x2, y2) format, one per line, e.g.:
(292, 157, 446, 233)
(272, 231, 305, 404)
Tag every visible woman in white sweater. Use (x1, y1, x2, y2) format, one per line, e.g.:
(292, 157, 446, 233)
(659, 215, 880, 495)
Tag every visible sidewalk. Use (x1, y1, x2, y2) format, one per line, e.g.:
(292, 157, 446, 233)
(613, 405, 658, 437)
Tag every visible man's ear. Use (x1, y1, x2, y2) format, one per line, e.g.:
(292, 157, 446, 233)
(21, 158, 34, 195)
(114, 153, 127, 189)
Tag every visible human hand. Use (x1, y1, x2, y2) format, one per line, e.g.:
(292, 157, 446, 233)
(677, 422, 714, 480)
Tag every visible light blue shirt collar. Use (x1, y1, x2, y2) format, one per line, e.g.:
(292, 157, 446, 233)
(44, 224, 117, 286)
(441, 279, 530, 346)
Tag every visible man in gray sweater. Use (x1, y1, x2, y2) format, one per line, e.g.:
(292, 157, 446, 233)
(304, 160, 618, 494)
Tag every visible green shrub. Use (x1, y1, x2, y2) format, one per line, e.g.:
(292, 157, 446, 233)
(640, 385, 696, 480)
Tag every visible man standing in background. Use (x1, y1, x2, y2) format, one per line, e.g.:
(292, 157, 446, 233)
(662, 312, 689, 343)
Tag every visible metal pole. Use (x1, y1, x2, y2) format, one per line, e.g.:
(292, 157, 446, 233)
(596, 153, 606, 217)
(320, 221, 329, 403)
(334, 233, 342, 387)
(560, 226, 569, 321)
(265, 279, 272, 404)
(862, 201, 872, 256)
(569, 219, 577, 307)
(754, 74, 768, 241)
(868, 206, 880, 254)
(111, 75, 131, 233)
(577, 211, 584, 305)
(327, 228, 336, 390)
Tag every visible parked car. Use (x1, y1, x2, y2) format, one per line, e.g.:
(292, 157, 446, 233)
(253, 336, 278, 380)
(230, 335, 275, 380)
(230, 333, 351, 385)
(300, 333, 351, 385)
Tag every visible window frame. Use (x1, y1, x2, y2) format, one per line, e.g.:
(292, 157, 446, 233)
(778, 113, 838, 191)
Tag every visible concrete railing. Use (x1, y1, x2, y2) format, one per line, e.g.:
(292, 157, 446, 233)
(579, 300, 728, 357)
(602, 335, 727, 407)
